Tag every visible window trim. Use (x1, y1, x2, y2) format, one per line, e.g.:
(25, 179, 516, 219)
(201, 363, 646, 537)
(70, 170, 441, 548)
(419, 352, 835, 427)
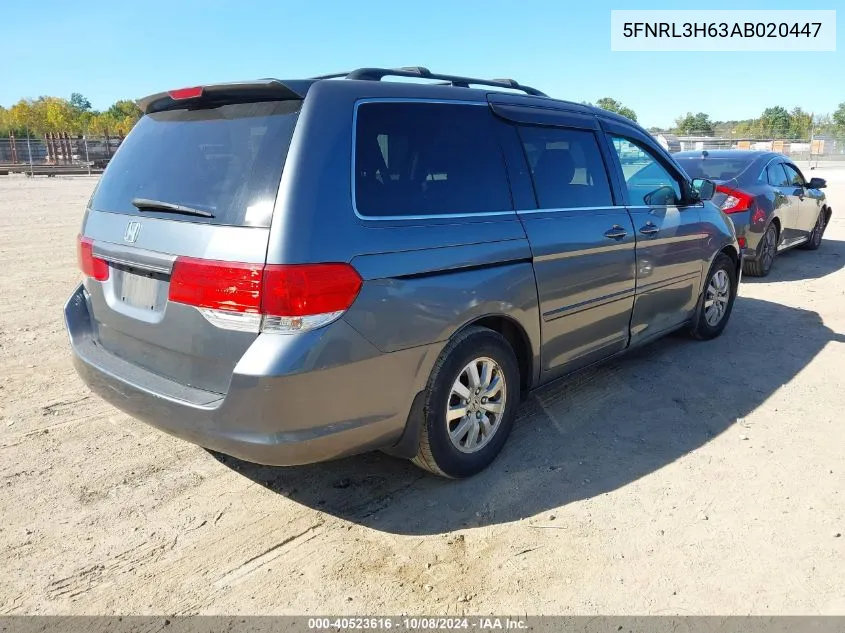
(782, 162, 807, 187)
(765, 161, 790, 187)
(605, 133, 686, 208)
(351, 98, 517, 221)
(514, 123, 617, 212)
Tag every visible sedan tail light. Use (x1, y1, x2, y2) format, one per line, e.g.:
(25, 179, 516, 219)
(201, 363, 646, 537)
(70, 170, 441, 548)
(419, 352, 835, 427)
(168, 258, 362, 334)
(715, 185, 754, 214)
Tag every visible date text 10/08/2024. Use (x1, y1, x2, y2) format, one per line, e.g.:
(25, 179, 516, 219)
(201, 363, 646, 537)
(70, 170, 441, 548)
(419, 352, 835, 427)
(307, 617, 528, 631)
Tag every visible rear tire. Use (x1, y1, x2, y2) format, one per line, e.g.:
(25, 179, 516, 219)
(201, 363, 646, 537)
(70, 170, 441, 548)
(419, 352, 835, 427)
(412, 326, 520, 478)
(690, 253, 737, 341)
(743, 223, 778, 277)
(800, 209, 826, 251)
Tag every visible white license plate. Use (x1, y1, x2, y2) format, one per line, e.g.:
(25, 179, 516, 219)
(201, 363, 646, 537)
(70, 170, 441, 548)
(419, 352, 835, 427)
(121, 272, 159, 310)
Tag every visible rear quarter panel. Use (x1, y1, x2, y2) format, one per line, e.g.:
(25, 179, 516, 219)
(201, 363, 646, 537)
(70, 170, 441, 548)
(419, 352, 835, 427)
(269, 82, 543, 387)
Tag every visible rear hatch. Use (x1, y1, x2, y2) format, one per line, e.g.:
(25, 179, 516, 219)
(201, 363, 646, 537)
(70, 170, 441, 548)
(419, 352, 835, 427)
(80, 86, 301, 394)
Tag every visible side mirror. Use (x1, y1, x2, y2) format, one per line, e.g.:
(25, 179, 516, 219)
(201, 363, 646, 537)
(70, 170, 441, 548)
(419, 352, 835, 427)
(691, 178, 716, 201)
(808, 177, 826, 189)
(643, 185, 679, 207)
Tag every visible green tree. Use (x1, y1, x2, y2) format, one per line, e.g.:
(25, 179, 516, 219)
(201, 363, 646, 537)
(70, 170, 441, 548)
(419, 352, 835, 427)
(39, 97, 76, 133)
(8, 99, 40, 134)
(69, 93, 92, 113)
(673, 112, 714, 135)
(594, 97, 637, 122)
(758, 106, 791, 137)
(788, 107, 813, 139)
(833, 103, 845, 134)
(105, 99, 142, 136)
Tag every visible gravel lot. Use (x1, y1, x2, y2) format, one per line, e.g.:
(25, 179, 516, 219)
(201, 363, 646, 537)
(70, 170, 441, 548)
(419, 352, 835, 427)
(1, 168, 843, 615)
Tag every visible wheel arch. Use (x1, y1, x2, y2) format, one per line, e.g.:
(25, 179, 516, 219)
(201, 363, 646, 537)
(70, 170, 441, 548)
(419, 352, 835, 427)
(458, 314, 536, 396)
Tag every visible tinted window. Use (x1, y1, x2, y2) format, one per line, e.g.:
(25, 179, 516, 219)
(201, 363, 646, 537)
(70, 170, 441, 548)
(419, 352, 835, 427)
(675, 157, 751, 180)
(767, 163, 790, 187)
(518, 126, 612, 209)
(782, 163, 806, 187)
(90, 100, 300, 227)
(609, 136, 682, 206)
(354, 102, 511, 216)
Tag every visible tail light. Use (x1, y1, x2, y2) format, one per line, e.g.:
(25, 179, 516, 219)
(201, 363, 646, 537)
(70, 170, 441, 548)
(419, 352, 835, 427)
(715, 185, 754, 214)
(168, 86, 204, 100)
(737, 237, 747, 248)
(77, 235, 109, 281)
(168, 258, 362, 334)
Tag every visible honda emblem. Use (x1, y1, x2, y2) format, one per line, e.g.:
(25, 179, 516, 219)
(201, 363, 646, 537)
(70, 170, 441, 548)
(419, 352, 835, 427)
(123, 221, 141, 243)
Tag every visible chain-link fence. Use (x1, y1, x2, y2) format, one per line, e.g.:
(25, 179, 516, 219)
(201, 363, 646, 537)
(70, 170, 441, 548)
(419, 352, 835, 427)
(653, 132, 845, 166)
(0, 133, 123, 176)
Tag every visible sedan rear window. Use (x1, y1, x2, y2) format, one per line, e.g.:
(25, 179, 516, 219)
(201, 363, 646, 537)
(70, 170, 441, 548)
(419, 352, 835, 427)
(90, 100, 300, 227)
(674, 157, 752, 181)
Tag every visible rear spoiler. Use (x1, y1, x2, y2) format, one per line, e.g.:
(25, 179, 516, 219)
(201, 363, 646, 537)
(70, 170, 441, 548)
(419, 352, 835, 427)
(137, 79, 313, 114)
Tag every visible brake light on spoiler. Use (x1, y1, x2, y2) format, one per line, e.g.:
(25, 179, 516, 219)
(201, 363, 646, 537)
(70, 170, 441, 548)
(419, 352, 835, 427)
(168, 258, 363, 334)
(168, 86, 204, 100)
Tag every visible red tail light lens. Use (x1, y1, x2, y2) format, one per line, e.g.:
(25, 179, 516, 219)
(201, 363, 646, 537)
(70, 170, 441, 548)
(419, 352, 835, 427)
(167, 258, 362, 333)
(169, 258, 263, 313)
(737, 237, 747, 248)
(77, 235, 109, 281)
(715, 185, 754, 214)
(168, 86, 204, 100)
(261, 264, 363, 317)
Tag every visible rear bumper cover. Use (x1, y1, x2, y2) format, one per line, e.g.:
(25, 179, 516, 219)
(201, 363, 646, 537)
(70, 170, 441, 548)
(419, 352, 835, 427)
(65, 285, 433, 466)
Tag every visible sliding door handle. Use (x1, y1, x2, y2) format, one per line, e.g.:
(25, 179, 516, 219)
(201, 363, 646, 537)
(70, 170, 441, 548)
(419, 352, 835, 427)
(604, 226, 628, 240)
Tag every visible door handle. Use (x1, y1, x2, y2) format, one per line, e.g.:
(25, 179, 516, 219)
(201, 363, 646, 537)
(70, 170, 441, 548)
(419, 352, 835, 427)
(604, 225, 628, 240)
(639, 222, 660, 235)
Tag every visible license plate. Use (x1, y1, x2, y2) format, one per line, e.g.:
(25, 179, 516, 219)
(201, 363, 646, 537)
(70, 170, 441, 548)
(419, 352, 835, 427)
(121, 272, 159, 310)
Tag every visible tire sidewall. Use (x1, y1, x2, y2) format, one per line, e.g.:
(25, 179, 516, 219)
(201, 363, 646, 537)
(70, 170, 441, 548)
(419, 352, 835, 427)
(761, 224, 777, 274)
(423, 331, 520, 478)
(696, 253, 737, 338)
(812, 212, 824, 247)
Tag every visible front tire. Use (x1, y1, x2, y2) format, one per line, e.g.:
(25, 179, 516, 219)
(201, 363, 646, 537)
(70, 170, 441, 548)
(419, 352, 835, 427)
(412, 326, 520, 478)
(690, 253, 737, 341)
(743, 223, 778, 277)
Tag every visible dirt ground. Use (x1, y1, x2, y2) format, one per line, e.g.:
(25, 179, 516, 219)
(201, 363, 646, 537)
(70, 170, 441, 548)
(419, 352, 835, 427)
(0, 168, 843, 616)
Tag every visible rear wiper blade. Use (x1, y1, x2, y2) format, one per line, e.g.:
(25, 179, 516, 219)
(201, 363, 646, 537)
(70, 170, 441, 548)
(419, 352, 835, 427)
(131, 198, 215, 218)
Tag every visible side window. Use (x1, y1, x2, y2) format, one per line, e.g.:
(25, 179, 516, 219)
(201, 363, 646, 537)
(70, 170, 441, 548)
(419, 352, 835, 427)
(354, 102, 512, 217)
(767, 163, 790, 187)
(608, 136, 683, 206)
(517, 126, 612, 209)
(782, 163, 806, 187)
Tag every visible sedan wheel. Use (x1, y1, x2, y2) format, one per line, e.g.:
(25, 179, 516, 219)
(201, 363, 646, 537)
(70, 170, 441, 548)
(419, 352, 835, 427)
(805, 211, 826, 250)
(744, 224, 778, 277)
(760, 225, 777, 273)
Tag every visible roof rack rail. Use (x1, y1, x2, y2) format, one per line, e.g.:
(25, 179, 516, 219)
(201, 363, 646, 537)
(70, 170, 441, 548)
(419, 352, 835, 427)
(310, 67, 547, 97)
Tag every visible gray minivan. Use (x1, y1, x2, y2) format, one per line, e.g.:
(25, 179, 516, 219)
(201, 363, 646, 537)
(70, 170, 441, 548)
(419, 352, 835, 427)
(65, 67, 740, 478)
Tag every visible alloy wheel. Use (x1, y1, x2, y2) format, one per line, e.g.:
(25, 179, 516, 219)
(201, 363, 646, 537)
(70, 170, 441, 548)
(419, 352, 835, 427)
(446, 356, 508, 454)
(704, 269, 731, 327)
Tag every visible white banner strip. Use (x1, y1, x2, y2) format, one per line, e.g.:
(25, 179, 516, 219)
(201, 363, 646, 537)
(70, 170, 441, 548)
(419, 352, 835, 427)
(611, 10, 836, 52)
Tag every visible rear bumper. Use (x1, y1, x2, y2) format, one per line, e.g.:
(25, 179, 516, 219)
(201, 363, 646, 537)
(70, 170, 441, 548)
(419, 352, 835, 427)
(65, 285, 434, 466)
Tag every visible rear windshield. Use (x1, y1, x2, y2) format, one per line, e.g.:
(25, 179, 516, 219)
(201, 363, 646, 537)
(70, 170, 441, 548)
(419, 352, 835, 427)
(674, 157, 752, 181)
(90, 100, 300, 227)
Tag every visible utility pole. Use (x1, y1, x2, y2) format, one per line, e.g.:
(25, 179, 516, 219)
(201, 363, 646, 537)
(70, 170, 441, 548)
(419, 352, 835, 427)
(26, 129, 34, 177)
(809, 113, 817, 170)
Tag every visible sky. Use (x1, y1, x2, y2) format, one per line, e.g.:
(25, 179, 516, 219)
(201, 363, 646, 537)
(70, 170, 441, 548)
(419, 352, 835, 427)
(1, 0, 842, 128)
